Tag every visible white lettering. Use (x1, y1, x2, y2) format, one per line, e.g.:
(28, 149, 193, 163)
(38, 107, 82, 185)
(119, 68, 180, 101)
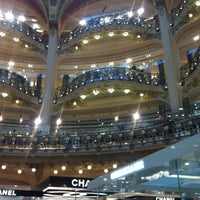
(71, 179, 91, 188)
(110, 160, 144, 180)
(0, 190, 16, 196)
(72, 179, 78, 187)
(156, 197, 175, 200)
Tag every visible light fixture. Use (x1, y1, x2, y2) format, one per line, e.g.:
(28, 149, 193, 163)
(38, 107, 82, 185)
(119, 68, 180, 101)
(82, 39, 88, 44)
(193, 35, 199, 41)
(5, 11, 14, 21)
(114, 116, 119, 122)
(1, 165, 6, 170)
(1, 92, 8, 97)
(123, 32, 129, 37)
(94, 34, 101, 40)
(31, 168, 36, 172)
(87, 165, 92, 170)
(104, 16, 111, 23)
(8, 60, 15, 66)
(124, 89, 130, 94)
(0, 114, 3, 122)
(113, 163, 117, 169)
(53, 169, 58, 175)
(195, 0, 200, 6)
(33, 23, 39, 29)
(73, 101, 77, 106)
(25, 44, 29, 48)
(104, 169, 109, 173)
(0, 32, 5, 37)
(188, 13, 193, 18)
(78, 169, 83, 174)
(140, 93, 144, 97)
(184, 162, 190, 166)
(108, 88, 115, 93)
(137, 34, 141, 38)
(61, 166, 66, 171)
(17, 169, 22, 174)
(93, 89, 99, 95)
(80, 94, 86, 99)
(16, 99, 20, 104)
(13, 37, 19, 42)
(126, 58, 132, 63)
(108, 32, 114, 37)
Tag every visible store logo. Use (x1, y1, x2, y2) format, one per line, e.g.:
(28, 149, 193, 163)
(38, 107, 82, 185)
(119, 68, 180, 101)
(156, 197, 175, 200)
(0, 189, 16, 196)
(71, 179, 90, 188)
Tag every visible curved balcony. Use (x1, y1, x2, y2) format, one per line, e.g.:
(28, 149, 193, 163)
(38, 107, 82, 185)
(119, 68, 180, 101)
(0, 107, 199, 154)
(0, 69, 40, 99)
(55, 67, 164, 101)
(179, 45, 200, 84)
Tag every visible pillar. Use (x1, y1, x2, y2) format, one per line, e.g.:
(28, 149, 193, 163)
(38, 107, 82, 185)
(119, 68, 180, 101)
(155, 0, 182, 112)
(39, 24, 58, 133)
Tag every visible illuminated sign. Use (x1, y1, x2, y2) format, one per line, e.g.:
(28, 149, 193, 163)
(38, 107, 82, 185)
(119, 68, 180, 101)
(156, 197, 175, 200)
(0, 189, 16, 196)
(110, 160, 144, 180)
(71, 179, 90, 188)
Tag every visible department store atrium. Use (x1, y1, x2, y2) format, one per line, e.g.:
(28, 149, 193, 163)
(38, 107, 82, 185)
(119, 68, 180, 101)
(0, 0, 199, 199)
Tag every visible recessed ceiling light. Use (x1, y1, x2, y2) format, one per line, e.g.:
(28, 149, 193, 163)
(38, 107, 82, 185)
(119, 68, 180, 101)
(31, 168, 36, 172)
(94, 34, 101, 39)
(123, 32, 129, 37)
(108, 32, 114, 37)
(188, 13, 193, 18)
(80, 94, 86, 99)
(124, 89, 130, 94)
(17, 169, 22, 174)
(87, 165, 92, 170)
(108, 88, 115, 93)
(61, 166, 66, 171)
(195, 0, 200, 6)
(193, 35, 199, 41)
(13, 37, 19, 42)
(0, 32, 5, 37)
(93, 89, 99, 95)
(82, 39, 88, 44)
(78, 169, 83, 174)
(1, 92, 8, 97)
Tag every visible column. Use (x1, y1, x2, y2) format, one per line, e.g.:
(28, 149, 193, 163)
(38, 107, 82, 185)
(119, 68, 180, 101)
(155, 0, 182, 112)
(39, 24, 58, 133)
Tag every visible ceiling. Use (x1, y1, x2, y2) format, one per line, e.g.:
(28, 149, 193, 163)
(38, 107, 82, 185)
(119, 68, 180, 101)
(0, 0, 200, 196)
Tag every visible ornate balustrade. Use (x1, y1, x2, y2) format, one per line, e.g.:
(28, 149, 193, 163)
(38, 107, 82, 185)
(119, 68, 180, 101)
(0, 69, 38, 97)
(179, 45, 200, 84)
(0, 110, 199, 153)
(55, 67, 162, 99)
